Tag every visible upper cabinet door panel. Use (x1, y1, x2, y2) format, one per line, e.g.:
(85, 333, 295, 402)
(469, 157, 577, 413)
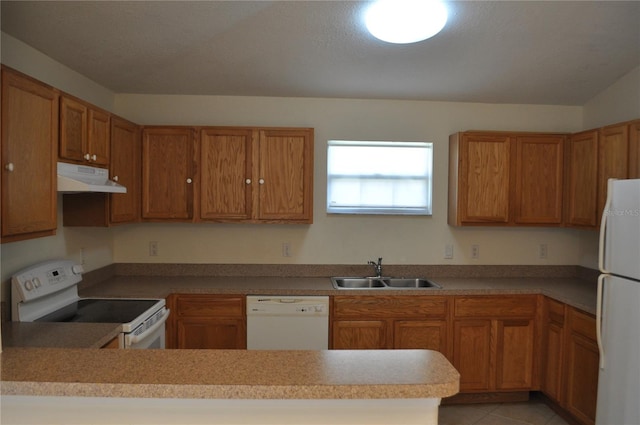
(257, 128, 313, 222)
(142, 127, 195, 220)
(88, 108, 110, 166)
(199, 128, 253, 220)
(629, 120, 640, 179)
(459, 134, 511, 224)
(110, 117, 141, 224)
(598, 124, 629, 215)
(59, 96, 87, 162)
(1, 68, 58, 241)
(514, 135, 564, 224)
(565, 130, 598, 227)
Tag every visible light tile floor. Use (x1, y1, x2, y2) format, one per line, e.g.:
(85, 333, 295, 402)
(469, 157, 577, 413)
(439, 399, 569, 425)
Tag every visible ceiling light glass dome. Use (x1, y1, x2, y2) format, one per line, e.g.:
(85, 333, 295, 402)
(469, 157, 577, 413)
(365, 0, 448, 44)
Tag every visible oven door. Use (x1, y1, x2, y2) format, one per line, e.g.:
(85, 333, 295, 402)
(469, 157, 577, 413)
(122, 308, 170, 349)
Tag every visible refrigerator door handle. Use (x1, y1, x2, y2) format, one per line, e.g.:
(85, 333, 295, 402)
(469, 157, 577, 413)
(598, 178, 616, 274)
(596, 274, 606, 370)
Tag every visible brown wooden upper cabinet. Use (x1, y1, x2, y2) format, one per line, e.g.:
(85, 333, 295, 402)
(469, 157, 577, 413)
(142, 127, 196, 221)
(110, 116, 141, 224)
(199, 127, 314, 224)
(449, 131, 564, 226)
(1, 67, 59, 243)
(565, 119, 640, 230)
(59, 95, 110, 166)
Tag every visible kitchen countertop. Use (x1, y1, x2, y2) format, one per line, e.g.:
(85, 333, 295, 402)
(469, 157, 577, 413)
(1, 347, 460, 400)
(78, 274, 598, 314)
(1, 271, 595, 401)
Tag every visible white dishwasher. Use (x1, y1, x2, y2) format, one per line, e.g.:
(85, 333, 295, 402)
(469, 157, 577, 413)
(246, 296, 329, 350)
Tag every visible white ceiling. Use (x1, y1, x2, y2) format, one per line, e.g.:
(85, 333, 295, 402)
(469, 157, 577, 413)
(2, 1, 639, 105)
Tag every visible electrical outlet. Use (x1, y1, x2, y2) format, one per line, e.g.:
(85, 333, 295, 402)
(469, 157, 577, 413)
(539, 243, 548, 259)
(471, 244, 480, 259)
(282, 242, 292, 257)
(149, 241, 158, 257)
(444, 244, 454, 259)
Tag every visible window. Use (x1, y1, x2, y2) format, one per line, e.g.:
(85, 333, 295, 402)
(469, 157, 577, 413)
(327, 140, 433, 215)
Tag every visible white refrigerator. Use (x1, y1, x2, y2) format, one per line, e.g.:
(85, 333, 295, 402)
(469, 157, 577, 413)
(597, 178, 640, 425)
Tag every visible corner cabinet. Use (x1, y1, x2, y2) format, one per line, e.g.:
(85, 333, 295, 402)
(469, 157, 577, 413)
(198, 127, 313, 224)
(449, 131, 564, 226)
(564, 130, 599, 228)
(166, 294, 246, 349)
(141, 127, 196, 221)
(1, 67, 58, 243)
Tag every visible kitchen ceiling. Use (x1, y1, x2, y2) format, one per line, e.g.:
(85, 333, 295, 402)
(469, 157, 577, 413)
(2, 1, 639, 105)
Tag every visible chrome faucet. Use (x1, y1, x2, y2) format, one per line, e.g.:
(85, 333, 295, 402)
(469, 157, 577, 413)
(368, 257, 383, 278)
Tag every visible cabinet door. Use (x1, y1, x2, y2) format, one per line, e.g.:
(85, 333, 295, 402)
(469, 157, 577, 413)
(565, 130, 598, 227)
(199, 128, 253, 220)
(332, 320, 387, 349)
(88, 108, 110, 166)
(256, 129, 313, 222)
(1, 68, 58, 241)
(598, 123, 629, 215)
(630, 120, 640, 179)
(564, 308, 599, 425)
(542, 298, 565, 403)
(453, 320, 493, 391)
(59, 95, 87, 162)
(514, 135, 564, 224)
(177, 318, 246, 349)
(458, 134, 511, 224)
(496, 319, 535, 390)
(110, 117, 140, 223)
(394, 320, 449, 356)
(142, 127, 195, 220)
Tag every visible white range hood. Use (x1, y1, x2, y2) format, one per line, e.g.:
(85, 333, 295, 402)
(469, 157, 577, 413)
(57, 162, 126, 194)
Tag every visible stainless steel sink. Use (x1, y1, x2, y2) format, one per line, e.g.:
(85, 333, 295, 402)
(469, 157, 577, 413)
(331, 277, 441, 290)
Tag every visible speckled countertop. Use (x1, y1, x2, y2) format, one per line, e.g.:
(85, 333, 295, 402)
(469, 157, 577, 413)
(1, 348, 460, 400)
(1, 264, 597, 401)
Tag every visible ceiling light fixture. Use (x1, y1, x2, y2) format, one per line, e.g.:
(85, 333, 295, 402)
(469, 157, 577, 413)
(365, 0, 448, 44)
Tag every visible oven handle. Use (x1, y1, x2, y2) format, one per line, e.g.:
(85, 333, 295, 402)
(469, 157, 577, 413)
(126, 308, 170, 345)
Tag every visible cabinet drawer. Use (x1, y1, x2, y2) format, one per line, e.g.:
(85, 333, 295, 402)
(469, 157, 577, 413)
(454, 295, 537, 318)
(176, 295, 245, 318)
(568, 307, 596, 341)
(333, 296, 448, 319)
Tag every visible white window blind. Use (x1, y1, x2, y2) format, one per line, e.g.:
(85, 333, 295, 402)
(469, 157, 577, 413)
(327, 140, 433, 215)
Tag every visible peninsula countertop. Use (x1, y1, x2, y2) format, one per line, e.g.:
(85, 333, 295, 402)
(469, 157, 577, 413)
(1, 347, 460, 400)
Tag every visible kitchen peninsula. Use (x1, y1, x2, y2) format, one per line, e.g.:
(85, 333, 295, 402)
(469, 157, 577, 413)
(1, 347, 459, 425)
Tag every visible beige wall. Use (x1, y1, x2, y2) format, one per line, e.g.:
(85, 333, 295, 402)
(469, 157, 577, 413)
(583, 65, 640, 129)
(113, 94, 584, 265)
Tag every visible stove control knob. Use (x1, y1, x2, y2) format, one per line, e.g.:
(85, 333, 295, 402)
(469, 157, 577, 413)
(72, 265, 84, 275)
(24, 280, 34, 291)
(33, 277, 41, 288)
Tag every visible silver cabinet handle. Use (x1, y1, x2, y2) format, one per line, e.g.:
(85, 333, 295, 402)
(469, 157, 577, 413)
(113, 176, 119, 182)
(91, 154, 97, 161)
(4, 163, 14, 172)
(84, 153, 91, 160)
(245, 179, 252, 184)
(186, 178, 193, 184)
(259, 178, 265, 185)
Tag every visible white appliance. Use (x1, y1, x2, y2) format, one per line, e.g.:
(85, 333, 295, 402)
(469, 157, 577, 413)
(596, 178, 640, 425)
(11, 260, 169, 349)
(57, 162, 126, 193)
(246, 296, 329, 350)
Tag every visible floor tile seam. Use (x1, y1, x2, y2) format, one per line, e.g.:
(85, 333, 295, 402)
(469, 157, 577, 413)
(484, 411, 542, 425)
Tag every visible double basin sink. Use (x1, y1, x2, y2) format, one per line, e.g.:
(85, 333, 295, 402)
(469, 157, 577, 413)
(331, 277, 441, 290)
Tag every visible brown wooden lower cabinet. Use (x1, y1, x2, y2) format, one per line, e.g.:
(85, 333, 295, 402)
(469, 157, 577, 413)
(542, 298, 599, 425)
(452, 295, 538, 393)
(330, 295, 450, 357)
(166, 294, 246, 349)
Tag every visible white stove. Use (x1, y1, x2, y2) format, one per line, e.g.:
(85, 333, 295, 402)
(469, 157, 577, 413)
(11, 260, 169, 349)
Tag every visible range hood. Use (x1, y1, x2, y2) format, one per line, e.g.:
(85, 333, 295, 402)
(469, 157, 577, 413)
(57, 162, 127, 194)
